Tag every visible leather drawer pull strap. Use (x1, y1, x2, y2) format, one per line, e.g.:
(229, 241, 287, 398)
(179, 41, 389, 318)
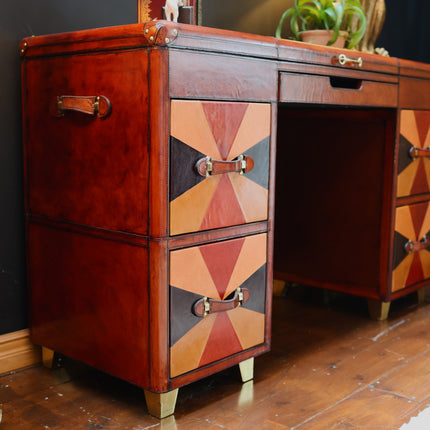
(405, 235, 429, 253)
(195, 155, 254, 177)
(56, 95, 111, 118)
(192, 287, 250, 318)
(409, 146, 430, 159)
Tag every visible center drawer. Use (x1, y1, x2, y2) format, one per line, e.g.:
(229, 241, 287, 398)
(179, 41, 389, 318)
(169, 233, 267, 378)
(279, 72, 398, 107)
(169, 100, 271, 236)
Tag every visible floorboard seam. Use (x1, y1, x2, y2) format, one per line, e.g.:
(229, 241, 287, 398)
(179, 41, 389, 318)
(290, 348, 430, 429)
(371, 386, 418, 402)
(371, 348, 430, 382)
(290, 385, 369, 429)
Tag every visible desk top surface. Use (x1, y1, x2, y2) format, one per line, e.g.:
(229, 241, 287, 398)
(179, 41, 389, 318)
(20, 20, 430, 80)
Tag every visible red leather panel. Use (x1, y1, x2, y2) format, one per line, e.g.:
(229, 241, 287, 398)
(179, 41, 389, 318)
(28, 222, 150, 387)
(24, 50, 150, 233)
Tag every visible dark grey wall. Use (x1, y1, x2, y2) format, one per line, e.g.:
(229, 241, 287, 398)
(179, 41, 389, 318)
(201, 0, 291, 37)
(201, 0, 430, 64)
(1, 1, 430, 336)
(377, 0, 430, 63)
(0, 0, 136, 335)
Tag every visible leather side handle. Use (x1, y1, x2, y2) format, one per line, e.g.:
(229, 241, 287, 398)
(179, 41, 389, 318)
(405, 235, 429, 253)
(192, 288, 250, 318)
(195, 155, 254, 177)
(409, 146, 430, 160)
(56, 95, 111, 118)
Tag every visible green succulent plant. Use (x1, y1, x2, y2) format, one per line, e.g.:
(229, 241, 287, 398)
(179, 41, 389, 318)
(275, 0, 367, 49)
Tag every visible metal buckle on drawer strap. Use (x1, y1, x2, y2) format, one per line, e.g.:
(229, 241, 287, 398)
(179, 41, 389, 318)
(203, 296, 210, 316)
(205, 156, 213, 177)
(238, 154, 246, 175)
(237, 287, 244, 306)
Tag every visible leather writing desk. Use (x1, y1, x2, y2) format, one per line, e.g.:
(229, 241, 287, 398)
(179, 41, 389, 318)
(20, 20, 430, 417)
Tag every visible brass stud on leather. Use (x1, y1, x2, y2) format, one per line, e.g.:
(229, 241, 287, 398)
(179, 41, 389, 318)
(20, 41, 28, 55)
(165, 37, 170, 44)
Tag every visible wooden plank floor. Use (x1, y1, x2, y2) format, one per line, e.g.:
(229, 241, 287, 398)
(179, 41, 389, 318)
(2, 286, 430, 429)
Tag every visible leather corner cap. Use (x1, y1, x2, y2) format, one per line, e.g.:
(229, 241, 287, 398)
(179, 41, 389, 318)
(143, 20, 179, 46)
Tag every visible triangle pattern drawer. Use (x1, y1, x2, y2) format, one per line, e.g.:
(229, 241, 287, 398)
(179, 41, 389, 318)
(169, 100, 271, 235)
(393, 201, 430, 292)
(397, 109, 430, 198)
(169, 233, 267, 378)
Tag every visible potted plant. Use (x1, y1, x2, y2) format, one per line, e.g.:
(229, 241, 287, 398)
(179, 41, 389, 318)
(275, 0, 367, 49)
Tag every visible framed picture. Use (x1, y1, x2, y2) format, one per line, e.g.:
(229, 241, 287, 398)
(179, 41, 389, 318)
(138, 0, 201, 25)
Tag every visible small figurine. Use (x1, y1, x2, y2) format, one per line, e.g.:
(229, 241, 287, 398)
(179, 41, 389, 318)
(164, 0, 184, 22)
(355, 0, 389, 55)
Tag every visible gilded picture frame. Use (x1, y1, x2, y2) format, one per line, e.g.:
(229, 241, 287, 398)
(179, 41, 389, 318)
(137, 0, 201, 25)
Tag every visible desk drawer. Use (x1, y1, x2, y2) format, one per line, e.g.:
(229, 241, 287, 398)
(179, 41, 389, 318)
(279, 72, 398, 107)
(169, 100, 271, 236)
(397, 109, 430, 198)
(169, 233, 267, 378)
(392, 201, 430, 292)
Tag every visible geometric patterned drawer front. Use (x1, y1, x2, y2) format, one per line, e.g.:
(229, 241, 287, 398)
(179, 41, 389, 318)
(169, 100, 271, 235)
(392, 202, 430, 292)
(169, 233, 267, 378)
(397, 110, 430, 198)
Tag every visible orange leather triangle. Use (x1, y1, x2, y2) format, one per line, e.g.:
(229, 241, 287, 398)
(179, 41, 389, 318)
(409, 201, 430, 240)
(202, 102, 248, 160)
(410, 159, 430, 196)
(200, 174, 246, 232)
(414, 110, 430, 147)
(200, 235, 245, 299)
(405, 251, 424, 288)
(198, 312, 243, 367)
